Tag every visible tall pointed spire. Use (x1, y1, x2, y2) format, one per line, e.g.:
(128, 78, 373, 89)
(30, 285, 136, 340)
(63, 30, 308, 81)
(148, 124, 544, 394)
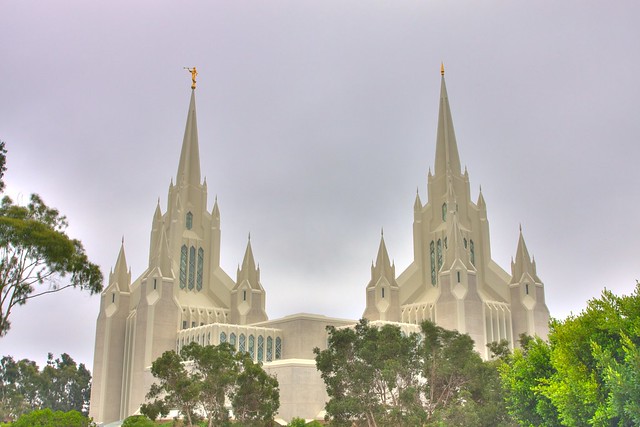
(110, 240, 131, 291)
(434, 69, 462, 177)
(237, 235, 260, 287)
(176, 90, 202, 187)
(211, 196, 220, 225)
(150, 222, 173, 279)
(371, 230, 395, 282)
(414, 188, 422, 212)
(510, 226, 539, 283)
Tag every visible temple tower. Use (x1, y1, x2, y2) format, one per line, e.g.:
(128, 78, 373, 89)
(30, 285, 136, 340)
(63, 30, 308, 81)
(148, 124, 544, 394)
(89, 242, 131, 423)
(363, 231, 401, 321)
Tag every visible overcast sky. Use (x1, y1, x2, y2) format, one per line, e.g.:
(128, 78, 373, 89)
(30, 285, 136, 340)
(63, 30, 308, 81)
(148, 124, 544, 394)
(1, 1, 639, 369)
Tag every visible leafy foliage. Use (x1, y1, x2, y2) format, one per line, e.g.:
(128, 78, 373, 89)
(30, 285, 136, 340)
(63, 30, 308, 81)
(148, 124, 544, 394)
(498, 336, 560, 426)
(498, 283, 640, 426)
(314, 319, 513, 427)
(9, 408, 94, 427)
(0, 353, 91, 421)
(0, 141, 103, 336)
(142, 342, 279, 426)
(122, 414, 156, 427)
(232, 351, 280, 425)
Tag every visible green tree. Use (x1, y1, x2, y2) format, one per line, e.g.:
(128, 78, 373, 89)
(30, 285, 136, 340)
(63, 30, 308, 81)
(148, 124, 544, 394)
(542, 284, 640, 426)
(10, 408, 94, 427)
(143, 343, 279, 427)
(593, 334, 640, 425)
(420, 321, 513, 427)
(181, 342, 238, 426)
(39, 353, 92, 415)
(314, 319, 512, 427)
(232, 351, 280, 425)
(122, 414, 156, 427)
(0, 356, 40, 420)
(0, 142, 103, 336)
(144, 350, 200, 426)
(498, 336, 560, 427)
(314, 319, 424, 427)
(0, 353, 91, 421)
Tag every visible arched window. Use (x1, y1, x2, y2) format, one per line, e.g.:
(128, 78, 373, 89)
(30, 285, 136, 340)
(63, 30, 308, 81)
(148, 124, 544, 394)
(239, 334, 246, 353)
(437, 239, 443, 271)
(257, 336, 264, 362)
(266, 337, 273, 362)
(248, 335, 255, 359)
(470, 240, 475, 266)
(442, 203, 447, 221)
(275, 337, 282, 360)
(180, 245, 188, 289)
(197, 248, 204, 291)
(188, 246, 196, 290)
(464, 238, 468, 249)
(230, 333, 237, 348)
(525, 283, 529, 295)
(220, 332, 227, 343)
(430, 241, 436, 285)
(186, 212, 193, 230)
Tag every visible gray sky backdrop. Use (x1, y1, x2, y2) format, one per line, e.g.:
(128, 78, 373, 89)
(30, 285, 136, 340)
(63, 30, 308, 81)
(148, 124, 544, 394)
(1, 1, 639, 369)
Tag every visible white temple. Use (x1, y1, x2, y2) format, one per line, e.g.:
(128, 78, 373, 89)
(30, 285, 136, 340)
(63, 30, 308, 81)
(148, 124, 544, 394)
(89, 70, 550, 424)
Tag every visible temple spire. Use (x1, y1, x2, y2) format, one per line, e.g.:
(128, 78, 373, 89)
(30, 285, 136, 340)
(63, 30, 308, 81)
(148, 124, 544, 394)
(434, 70, 461, 177)
(237, 235, 260, 287)
(371, 231, 395, 282)
(176, 90, 202, 187)
(510, 226, 539, 283)
(110, 240, 131, 292)
(149, 222, 173, 279)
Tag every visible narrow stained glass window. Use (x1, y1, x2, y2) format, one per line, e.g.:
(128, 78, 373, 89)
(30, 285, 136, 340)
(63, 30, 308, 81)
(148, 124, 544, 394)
(220, 332, 227, 343)
(180, 245, 188, 289)
(248, 335, 255, 359)
(257, 336, 264, 362)
(186, 212, 193, 230)
(197, 248, 204, 291)
(437, 239, 443, 271)
(275, 337, 282, 360)
(230, 333, 237, 348)
(266, 337, 273, 362)
(470, 240, 475, 266)
(430, 241, 436, 285)
(188, 246, 196, 290)
(239, 334, 246, 353)
(442, 203, 447, 221)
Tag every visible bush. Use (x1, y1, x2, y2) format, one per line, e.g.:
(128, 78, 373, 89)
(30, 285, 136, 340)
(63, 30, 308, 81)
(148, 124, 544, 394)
(287, 418, 323, 426)
(11, 408, 94, 427)
(122, 414, 156, 427)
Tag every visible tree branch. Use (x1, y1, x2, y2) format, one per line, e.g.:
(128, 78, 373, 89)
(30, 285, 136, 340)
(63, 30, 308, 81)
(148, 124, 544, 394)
(21, 284, 75, 301)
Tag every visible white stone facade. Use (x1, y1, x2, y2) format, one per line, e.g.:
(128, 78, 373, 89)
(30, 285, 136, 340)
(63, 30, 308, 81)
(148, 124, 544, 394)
(89, 74, 550, 425)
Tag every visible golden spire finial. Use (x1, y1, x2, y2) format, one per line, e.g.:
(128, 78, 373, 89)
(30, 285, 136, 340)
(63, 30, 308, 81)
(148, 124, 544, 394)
(440, 62, 445, 76)
(184, 67, 198, 89)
